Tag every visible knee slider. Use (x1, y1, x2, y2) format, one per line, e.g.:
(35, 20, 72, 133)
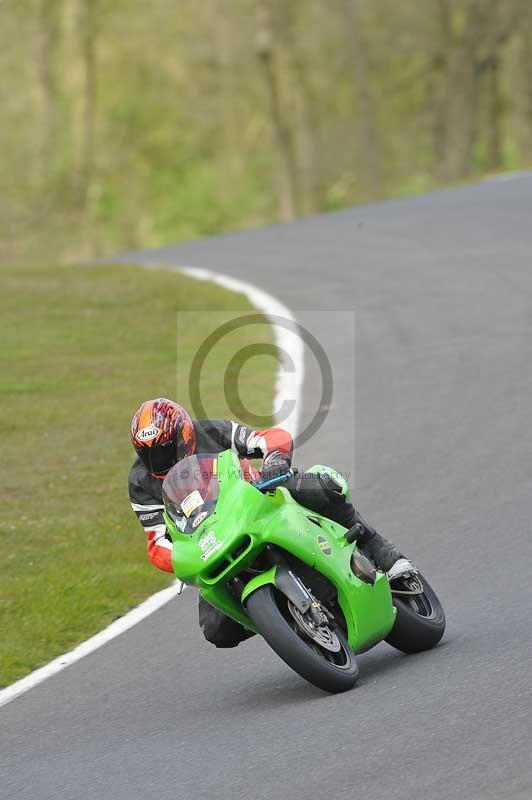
(318, 472, 347, 505)
(291, 467, 349, 514)
(291, 471, 329, 513)
(306, 465, 350, 504)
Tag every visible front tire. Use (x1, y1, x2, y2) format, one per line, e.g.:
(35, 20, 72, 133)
(246, 585, 358, 693)
(385, 573, 445, 654)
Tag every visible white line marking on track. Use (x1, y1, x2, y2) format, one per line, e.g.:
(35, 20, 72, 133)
(0, 263, 303, 709)
(179, 264, 304, 439)
(0, 581, 183, 708)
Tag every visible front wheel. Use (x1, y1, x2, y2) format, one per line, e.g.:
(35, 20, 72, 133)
(246, 585, 358, 693)
(385, 572, 445, 654)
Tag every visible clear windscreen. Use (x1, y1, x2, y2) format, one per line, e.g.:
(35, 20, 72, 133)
(162, 454, 220, 535)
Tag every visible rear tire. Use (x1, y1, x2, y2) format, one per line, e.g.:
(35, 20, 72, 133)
(385, 573, 445, 654)
(246, 585, 358, 693)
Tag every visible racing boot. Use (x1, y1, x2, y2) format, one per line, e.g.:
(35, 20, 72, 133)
(291, 470, 416, 577)
(344, 511, 402, 572)
(358, 530, 402, 573)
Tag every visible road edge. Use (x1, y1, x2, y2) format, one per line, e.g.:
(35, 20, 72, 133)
(0, 263, 303, 709)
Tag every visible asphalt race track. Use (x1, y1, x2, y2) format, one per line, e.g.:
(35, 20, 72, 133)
(3, 176, 532, 799)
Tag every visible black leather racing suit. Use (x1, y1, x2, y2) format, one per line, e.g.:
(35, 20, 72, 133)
(129, 418, 361, 648)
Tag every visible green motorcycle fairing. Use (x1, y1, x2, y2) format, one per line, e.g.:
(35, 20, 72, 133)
(163, 450, 396, 653)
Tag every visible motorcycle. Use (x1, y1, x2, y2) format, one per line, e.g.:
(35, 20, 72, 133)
(162, 450, 445, 693)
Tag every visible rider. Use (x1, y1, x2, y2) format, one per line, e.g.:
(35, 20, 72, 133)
(129, 397, 412, 648)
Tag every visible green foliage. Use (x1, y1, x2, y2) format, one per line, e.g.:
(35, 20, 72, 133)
(1, 0, 532, 264)
(0, 263, 276, 686)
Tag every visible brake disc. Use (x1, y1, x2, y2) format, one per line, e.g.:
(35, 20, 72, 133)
(287, 601, 342, 652)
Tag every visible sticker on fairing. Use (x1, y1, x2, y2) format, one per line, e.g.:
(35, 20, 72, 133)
(317, 535, 332, 556)
(177, 515, 188, 532)
(199, 532, 217, 551)
(181, 490, 203, 518)
(192, 511, 208, 529)
(198, 531, 222, 561)
(201, 543, 222, 561)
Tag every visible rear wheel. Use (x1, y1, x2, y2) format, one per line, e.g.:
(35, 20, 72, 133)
(246, 585, 358, 693)
(385, 572, 445, 653)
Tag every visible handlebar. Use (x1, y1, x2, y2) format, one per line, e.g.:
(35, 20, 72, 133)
(253, 469, 294, 493)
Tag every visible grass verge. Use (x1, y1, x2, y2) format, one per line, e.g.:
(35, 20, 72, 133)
(0, 263, 276, 687)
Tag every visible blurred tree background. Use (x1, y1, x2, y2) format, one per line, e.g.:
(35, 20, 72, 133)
(2, 0, 532, 265)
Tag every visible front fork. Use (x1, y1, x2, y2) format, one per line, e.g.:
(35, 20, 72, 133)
(234, 545, 329, 625)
